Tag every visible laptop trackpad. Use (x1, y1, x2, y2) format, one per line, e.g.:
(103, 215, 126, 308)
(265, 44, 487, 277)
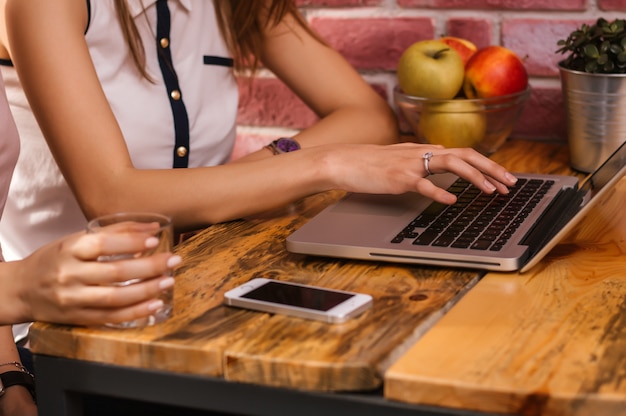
(330, 193, 420, 217)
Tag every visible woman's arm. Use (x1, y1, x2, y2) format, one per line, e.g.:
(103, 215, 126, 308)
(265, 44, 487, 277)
(232, 9, 399, 164)
(0, 228, 179, 326)
(5, 0, 517, 231)
(0, 329, 36, 416)
(254, 10, 399, 149)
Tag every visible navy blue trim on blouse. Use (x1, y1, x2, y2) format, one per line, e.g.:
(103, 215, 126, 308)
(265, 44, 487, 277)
(0, 58, 13, 67)
(85, 0, 92, 34)
(203, 56, 234, 67)
(156, 0, 191, 169)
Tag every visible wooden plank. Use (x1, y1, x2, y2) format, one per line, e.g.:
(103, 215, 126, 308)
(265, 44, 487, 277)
(489, 139, 574, 176)
(29, 191, 346, 377)
(30, 184, 481, 391)
(385, 177, 626, 415)
(223, 263, 480, 391)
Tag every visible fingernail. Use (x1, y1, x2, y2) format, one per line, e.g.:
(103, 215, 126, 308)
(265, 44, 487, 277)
(505, 172, 518, 183)
(159, 277, 175, 290)
(145, 236, 159, 248)
(443, 194, 457, 204)
(484, 179, 497, 192)
(148, 299, 164, 311)
(166, 255, 182, 268)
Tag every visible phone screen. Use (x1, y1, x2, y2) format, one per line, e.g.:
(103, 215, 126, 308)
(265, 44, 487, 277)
(241, 281, 354, 311)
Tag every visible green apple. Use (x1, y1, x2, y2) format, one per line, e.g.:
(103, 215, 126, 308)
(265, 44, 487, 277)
(397, 40, 465, 99)
(418, 100, 487, 148)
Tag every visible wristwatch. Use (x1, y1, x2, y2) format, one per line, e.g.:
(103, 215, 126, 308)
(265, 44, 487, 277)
(0, 371, 36, 400)
(265, 137, 301, 155)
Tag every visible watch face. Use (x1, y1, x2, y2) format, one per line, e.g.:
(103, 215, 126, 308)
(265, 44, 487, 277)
(276, 138, 300, 153)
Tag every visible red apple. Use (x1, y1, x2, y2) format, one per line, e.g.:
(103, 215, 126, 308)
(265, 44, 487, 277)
(463, 46, 528, 98)
(439, 36, 477, 65)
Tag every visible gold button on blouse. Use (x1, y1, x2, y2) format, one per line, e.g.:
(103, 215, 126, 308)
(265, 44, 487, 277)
(176, 146, 188, 158)
(160, 38, 169, 48)
(170, 90, 181, 101)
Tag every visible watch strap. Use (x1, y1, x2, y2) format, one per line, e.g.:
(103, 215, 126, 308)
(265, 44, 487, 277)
(0, 371, 36, 401)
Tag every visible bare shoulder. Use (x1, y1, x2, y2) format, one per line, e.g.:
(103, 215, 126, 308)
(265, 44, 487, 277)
(5, 0, 88, 39)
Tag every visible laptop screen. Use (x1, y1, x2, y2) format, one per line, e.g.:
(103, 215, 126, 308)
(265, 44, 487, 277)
(580, 140, 626, 205)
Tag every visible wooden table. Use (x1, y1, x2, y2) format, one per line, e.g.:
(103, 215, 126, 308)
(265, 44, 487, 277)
(29, 139, 626, 415)
(385, 153, 626, 414)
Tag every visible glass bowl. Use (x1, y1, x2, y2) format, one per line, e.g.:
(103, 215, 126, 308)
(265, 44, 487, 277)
(394, 86, 531, 154)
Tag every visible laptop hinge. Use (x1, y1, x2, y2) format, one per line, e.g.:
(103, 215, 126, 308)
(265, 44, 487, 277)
(520, 186, 583, 261)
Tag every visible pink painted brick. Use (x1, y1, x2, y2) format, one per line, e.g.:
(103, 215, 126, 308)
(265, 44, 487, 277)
(310, 17, 434, 70)
(445, 18, 492, 49)
(237, 77, 388, 129)
(502, 19, 594, 77)
(514, 87, 566, 140)
(237, 78, 318, 129)
(398, 0, 585, 9)
(599, 0, 626, 10)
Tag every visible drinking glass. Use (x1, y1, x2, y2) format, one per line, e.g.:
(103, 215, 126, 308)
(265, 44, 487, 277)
(87, 212, 174, 328)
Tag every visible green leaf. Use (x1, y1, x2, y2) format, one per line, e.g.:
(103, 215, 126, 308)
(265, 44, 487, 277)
(609, 43, 623, 55)
(585, 61, 598, 72)
(558, 18, 626, 72)
(600, 40, 611, 53)
(583, 44, 600, 58)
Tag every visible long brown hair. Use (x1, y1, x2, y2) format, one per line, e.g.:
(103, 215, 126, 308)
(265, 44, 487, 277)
(114, 0, 317, 77)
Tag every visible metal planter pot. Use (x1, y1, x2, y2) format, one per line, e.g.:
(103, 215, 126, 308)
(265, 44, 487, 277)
(559, 63, 626, 172)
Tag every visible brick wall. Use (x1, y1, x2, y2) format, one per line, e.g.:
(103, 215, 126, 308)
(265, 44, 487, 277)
(231, 0, 626, 159)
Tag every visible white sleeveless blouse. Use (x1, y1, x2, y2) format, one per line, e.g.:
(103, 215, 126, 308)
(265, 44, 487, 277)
(0, 0, 238, 260)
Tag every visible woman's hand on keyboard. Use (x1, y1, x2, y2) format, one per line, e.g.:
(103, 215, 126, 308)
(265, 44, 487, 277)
(321, 143, 518, 205)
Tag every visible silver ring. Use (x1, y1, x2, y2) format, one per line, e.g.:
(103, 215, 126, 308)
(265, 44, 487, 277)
(423, 151, 433, 176)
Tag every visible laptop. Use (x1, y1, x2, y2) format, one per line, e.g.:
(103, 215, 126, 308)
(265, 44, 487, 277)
(287, 141, 626, 272)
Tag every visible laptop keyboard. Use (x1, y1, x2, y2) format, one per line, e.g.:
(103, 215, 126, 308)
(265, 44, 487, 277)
(391, 178, 554, 251)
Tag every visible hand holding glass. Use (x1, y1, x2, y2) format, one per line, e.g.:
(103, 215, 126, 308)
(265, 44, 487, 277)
(87, 212, 175, 328)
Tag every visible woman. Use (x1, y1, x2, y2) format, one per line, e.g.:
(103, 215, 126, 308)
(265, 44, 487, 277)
(0, 0, 517, 263)
(0, 69, 181, 415)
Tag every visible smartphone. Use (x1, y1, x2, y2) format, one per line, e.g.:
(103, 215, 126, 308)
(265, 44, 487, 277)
(224, 278, 373, 323)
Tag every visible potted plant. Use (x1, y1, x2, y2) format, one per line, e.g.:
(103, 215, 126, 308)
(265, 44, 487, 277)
(556, 17, 626, 172)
